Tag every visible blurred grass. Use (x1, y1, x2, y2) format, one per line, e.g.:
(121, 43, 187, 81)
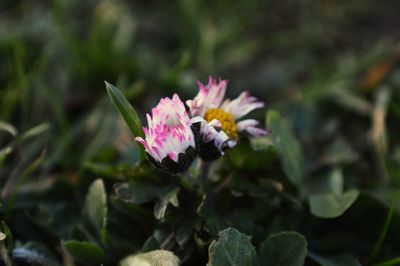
(1, 0, 400, 264)
(0, 0, 399, 225)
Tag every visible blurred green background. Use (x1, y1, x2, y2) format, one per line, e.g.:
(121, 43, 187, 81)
(1, 0, 400, 265)
(1, 0, 400, 179)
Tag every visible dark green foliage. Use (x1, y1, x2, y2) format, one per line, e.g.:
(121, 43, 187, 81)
(63, 240, 106, 265)
(267, 110, 304, 189)
(84, 179, 107, 242)
(207, 228, 258, 266)
(259, 232, 307, 266)
(1, 0, 400, 265)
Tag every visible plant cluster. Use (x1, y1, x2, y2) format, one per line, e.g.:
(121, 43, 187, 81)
(1, 0, 400, 265)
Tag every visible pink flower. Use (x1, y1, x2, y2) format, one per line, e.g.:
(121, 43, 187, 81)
(136, 94, 196, 173)
(186, 77, 267, 158)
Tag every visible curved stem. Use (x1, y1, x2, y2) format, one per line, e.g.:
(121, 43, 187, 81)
(198, 159, 211, 192)
(370, 190, 400, 262)
(0, 240, 12, 266)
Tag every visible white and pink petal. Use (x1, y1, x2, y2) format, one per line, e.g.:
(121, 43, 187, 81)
(135, 95, 196, 164)
(237, 119, 268, 137)
(220, 91, 264, 120)
(186, 77, 228, 117)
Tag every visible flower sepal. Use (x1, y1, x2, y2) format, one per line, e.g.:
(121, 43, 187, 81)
(191, 122, 226, 161)
(146, 145, 197, 174)
(135, 94, 197, 174)
(197, 139, 224, 161)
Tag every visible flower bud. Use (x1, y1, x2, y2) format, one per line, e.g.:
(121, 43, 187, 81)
(136, 94, 197, 173)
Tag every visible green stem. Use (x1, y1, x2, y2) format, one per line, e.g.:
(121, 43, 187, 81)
(198, 159, 211, 192)
(178, 171, 196, 190)
(374, 257, 400, 266)
(0, 240, 13, 266)
(370, 190, 400, 262)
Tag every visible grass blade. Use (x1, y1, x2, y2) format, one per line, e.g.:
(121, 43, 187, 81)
(105, 81, 145, 160)
(375, 257, 400, 266)
(370, 190, 400, 262)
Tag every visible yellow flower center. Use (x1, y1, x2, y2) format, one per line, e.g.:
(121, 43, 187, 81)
(204, 108, 238, 140)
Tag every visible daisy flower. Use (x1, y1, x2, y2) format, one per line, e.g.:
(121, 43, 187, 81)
(136, 94, 197, 173)
(186, 76, 267, 160)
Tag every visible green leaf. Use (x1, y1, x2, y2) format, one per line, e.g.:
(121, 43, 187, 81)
(114, 182, 165, 205)
(85, 179, 107, 242)
(198, 193, 228, 236)
(20, 123, 50, 140)
(329, 168, 344, 197)
(370, 191, 400, 261)
(259, 231, 307, 266)
(154, 187, 180, 220)
(309, 253, 361, 266)
(0, 147, 12, 167)
(0, 122, 50, 168)
(309, 189, 359, 218)
(175, 222, 193, 246)
(375, 257, 400, 266)
(105, 81, 145, 159)
(250, 136, 274, 151)
(114, 182, 180, 220)
(141, 237, 160, 252)
(0, 222, 12, 266)
(267, 110, 304, 188)
(119, 250, 180, 266)
(63, 240, 106, 264)
(1, 221, 12, 251)
(228, 141, 276, 171)
(207, 227, 258, 266)
(0, 121, 17, 136)
(0, 240, 11, 266)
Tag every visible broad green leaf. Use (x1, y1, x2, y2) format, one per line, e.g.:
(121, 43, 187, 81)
(259, 231, 307, 266)
(309, 189, 359, 218)
(119, 250, 180, 266)
(267, 110, 304, 188)
(105, 81, 145, 159)
(85, 179, 107, 242)
(63, 240, 106, 264)
(207, 227, 258, 266)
